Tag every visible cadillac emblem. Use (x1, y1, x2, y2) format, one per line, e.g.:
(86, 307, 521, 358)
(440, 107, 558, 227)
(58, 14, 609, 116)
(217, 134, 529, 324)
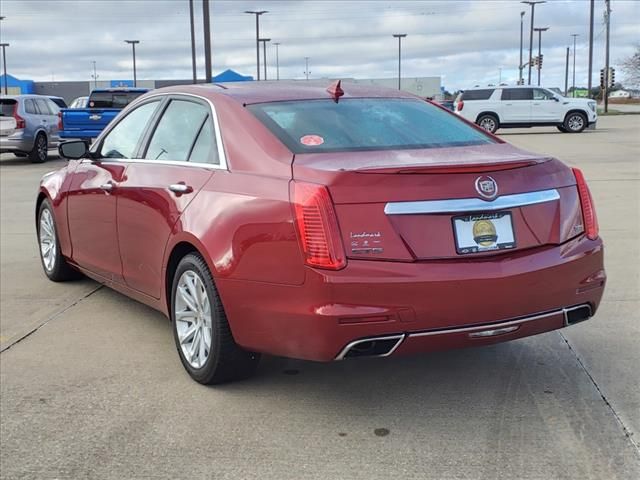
(475, 175, 498, 199)
(472, 219, 498, 246)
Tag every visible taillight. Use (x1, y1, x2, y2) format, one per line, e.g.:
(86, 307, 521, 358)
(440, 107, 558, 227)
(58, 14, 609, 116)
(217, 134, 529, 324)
(572, 168, 599, 240)
(457, 100, 464, 111)
(13, 104, 25, 129)
(57, 111, 63, 130)
(290, 181, 346, 270)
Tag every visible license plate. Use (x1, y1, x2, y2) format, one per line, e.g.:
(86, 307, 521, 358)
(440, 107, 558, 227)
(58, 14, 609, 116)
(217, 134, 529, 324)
(452, 212, 516, 255)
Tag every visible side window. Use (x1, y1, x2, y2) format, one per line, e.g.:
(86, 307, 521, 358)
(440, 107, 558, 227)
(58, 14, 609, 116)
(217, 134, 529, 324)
(24, 99, 37, 114)
(503, 88, 532, 101)
(533, 89, 554, 100)
(144, 99, 211, 162)
(100, 101, 160, 159)
(46, 99, 60, 114)
(35, 98, 53, 115)
(189, 119, 218, 164)
(461, 89, 494, 101)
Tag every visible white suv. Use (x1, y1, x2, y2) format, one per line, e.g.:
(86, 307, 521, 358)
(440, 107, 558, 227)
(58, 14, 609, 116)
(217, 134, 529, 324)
(454, 86, 597, 134)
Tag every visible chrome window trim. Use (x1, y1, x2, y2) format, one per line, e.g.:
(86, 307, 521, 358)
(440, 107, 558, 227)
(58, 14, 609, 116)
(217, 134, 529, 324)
(89, 91, 229, 171)
(384, 188, 560, 215)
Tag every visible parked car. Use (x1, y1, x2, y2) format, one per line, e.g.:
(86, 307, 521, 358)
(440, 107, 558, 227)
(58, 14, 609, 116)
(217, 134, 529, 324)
(69, 96, 88, 109)
(47, 96, 68, 109)
(59, 88, 148, 141)
(454, 85, 597, 133)
(0, 95, 61, 162)
(40, 83, 605, 384)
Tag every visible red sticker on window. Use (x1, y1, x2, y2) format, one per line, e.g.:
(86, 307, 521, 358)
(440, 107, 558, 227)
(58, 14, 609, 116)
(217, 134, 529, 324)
(300, 135, 324, 146)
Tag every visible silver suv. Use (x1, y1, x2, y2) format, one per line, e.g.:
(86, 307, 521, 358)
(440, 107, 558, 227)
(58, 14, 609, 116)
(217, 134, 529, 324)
(0, 95, 62, 163)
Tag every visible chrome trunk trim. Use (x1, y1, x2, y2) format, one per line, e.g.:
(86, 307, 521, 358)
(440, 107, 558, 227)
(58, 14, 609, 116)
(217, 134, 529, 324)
(384, 189, 560, 215)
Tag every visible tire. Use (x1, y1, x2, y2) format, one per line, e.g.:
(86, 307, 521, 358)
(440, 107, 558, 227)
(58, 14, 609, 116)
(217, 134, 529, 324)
(563, 112, 587, 133)
(37, 199, 80, 281)
(557, 126, 568, 133)
(477, 114, 499, 134)
(29, 133, 48, 163)
(14, 152, 27, 158)
(171, 253, 260, 384)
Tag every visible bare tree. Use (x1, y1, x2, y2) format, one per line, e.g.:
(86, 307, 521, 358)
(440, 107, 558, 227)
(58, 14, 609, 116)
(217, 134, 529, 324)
(621, 45, 640, 88)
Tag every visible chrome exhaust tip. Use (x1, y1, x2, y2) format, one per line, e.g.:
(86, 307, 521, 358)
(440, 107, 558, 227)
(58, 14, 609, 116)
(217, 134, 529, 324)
(335, 334, 405, 360)
(564, 304, 593, 326)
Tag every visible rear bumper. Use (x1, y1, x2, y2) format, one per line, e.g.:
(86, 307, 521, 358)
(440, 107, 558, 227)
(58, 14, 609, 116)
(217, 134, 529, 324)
(0, 136, 33, 153)
(217, 235, 605, 361)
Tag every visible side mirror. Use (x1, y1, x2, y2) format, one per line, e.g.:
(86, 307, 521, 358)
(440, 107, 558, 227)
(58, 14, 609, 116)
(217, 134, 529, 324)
(59, 140, 90, 160)
(553, 96, 560, 102)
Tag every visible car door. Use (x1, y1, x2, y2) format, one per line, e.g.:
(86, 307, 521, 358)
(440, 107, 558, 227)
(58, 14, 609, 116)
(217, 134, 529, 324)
(33, 98, 55, 141)
(116, 95, 222, 299)
(500, 88, 533, 123)
(531, 88, 563, 122)
(66, 99, 162, 282)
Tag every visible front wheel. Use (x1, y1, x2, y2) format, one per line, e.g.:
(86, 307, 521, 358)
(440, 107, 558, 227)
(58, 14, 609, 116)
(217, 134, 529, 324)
(477, 114, 499, 134)
(37, 199, 80, 281)
(29, 133, 48, 163)
(171, 253, 260, 384)
(563, 112, 587, 133)
(557, 126, 568, 133)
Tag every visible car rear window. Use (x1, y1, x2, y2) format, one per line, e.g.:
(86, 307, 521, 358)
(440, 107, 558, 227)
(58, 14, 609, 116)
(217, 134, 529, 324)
(88, 91, 145, 108)
(461, 89, 495, 101)
(248, 98, 495, 154)
(0, 99, 16, 116)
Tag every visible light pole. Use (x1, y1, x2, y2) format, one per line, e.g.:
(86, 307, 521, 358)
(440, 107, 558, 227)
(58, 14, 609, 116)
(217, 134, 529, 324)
(564, 47, 570, 96)
(588, 0, 594, 96)
(519, 11, 525, 84)
(521, 1, 545, 85)
(392, 34, 407, 91)
(304, 57, 310, 80)
(245, 10, 267, 81)
(571, 33, 579, 97)
(202, 0, 212, 82)
(273, 42, 281, 80)
(189, 0, 197, 84)
(91, 60, 99, 89)
(260, 38, 270, 81)
(534, 27, 549, 86)
(0, 43, 8, 95)
(124, 40, 140, 87)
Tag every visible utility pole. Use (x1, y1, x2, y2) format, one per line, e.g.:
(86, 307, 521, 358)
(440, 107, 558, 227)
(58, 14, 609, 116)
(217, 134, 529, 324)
(273, 42, 281, 80)
(564, 47, 570, 96)
(91, 60, 98, 89)
(393, 33, 407, 91)
(245, 10, 267, 80)
(189, 0, 197, 84)
(534, 27, 549, 86)
(304, 57, 310, 80)
(124, 40, 140, 87)
(0, 43, 8, 95)
(519, 11, 525, 84)
(260, 38, 270, 81)
(202, 0, 212, 83)
(604, 0, 611, 112)
(588, 0, 594, 96)
(571, 33, 579, 97)
(522, 1, 545, 85)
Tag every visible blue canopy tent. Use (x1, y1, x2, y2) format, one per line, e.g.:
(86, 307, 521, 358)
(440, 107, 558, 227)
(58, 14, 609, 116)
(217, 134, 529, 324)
(212, 69, 253, 83)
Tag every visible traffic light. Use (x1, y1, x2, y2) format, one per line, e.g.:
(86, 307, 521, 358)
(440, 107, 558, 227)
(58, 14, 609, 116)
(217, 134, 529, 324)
(538, 54, 544, 69)
(600, 68, 605, 88)
(609, 68, 615, 87)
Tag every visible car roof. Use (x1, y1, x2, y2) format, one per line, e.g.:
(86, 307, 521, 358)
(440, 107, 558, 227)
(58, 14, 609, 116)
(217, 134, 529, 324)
(91, 88, 149, 93)
(150, 81, 418, 105)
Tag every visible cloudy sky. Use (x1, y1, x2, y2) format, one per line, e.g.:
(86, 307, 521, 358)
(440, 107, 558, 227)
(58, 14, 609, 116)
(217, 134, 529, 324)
(1, 0, 638, 90)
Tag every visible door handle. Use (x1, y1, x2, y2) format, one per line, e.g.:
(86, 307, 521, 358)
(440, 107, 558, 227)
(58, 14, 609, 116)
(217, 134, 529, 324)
(100, 182, 114, 192)
(168, 183, 193, 195)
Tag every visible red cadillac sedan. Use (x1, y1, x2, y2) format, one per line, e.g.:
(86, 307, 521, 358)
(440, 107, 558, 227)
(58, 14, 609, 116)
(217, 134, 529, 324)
(38, 82, 605, 384)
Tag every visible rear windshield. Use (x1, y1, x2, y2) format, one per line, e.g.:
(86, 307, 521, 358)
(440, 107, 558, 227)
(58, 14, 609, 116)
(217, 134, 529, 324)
(0, 99, 17, 116)
(88, 91, 145, 108)
(461, 89, 495, 101)
(248, 98, 495, 154)
(50, 98, 67, 108)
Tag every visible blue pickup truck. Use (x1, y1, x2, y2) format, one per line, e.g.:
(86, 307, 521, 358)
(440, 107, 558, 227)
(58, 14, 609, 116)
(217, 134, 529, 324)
(59, 88, 148, 141)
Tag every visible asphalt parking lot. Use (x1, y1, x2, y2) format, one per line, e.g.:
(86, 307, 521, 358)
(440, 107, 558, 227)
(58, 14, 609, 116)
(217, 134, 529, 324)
(1, 116, 639, 479)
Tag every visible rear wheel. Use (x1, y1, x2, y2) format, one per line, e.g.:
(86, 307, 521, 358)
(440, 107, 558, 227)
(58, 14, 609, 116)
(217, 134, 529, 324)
(563, 112, 587, 133)
(29, 133, 48, 163)
(477, 114, 499, 134)
(37, 199, 80, 281)
(171, 253, 260, 384)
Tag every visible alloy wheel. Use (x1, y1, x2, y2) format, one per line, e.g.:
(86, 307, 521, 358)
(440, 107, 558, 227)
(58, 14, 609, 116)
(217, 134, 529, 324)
(174, 270, 213, 369)
(480, 117, 496, 132)
(567, 114, 584, 132)
(37, 136, 47, 162)
(39, 208, 57, 272)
